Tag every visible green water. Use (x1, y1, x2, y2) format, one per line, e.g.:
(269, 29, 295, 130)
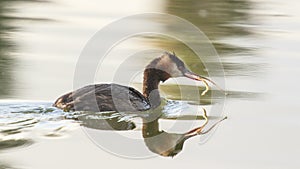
(0, 0, 299, 168)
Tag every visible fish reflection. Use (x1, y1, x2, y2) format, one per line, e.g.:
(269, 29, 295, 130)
(75, 109, 226, 157)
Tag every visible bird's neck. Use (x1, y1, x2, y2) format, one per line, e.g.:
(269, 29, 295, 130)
(142, 118, 160, 138)
(143, 68, 162, 108)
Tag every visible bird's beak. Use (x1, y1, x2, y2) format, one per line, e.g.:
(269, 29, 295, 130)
(183, 70, 213, 84)
(183, 70, 225, 93)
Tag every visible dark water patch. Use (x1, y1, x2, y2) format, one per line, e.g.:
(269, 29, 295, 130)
(11, 107, 55, 114)
(0, 0, 52, 98)
(0, 162, 15, 169)
(222, 62, 265, 76)
(165, 0, 254, 39)
(139, 0, 262, 78)
(0, 139, 33, 151)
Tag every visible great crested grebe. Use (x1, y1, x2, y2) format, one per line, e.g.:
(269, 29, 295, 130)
(53, 52, 220, 112)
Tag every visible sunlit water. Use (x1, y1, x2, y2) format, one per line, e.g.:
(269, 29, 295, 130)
(0, 0, 300, 168)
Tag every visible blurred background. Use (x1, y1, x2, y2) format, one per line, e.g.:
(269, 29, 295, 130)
(0, 0, 268, 100)
(0, 0, 299, 168)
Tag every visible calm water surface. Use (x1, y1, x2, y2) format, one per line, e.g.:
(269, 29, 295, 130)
(0, 0, 300, 168)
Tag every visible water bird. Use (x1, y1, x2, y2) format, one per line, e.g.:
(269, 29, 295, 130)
(53, 52, 221, 112)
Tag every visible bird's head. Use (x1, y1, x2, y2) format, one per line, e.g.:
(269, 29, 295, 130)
(146, 51, 216, 85)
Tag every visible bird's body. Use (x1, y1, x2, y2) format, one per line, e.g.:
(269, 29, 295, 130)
(53, 83, 150, 112)
(53, 52, 217, 112)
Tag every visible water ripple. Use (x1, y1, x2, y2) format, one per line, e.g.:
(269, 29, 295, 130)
(0, 102, 79, 151)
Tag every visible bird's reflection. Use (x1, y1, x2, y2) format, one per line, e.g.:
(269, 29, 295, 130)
(142, 109, 226, 157)
(71, 109, 226, 157)
(68, 112, 136, 131)
(142, 116, 186, 157)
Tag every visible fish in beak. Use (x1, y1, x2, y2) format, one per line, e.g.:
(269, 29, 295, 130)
(183, 69, 225, 96)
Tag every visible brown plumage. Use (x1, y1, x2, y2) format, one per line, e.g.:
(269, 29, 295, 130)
(53, 83, 150, 112)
